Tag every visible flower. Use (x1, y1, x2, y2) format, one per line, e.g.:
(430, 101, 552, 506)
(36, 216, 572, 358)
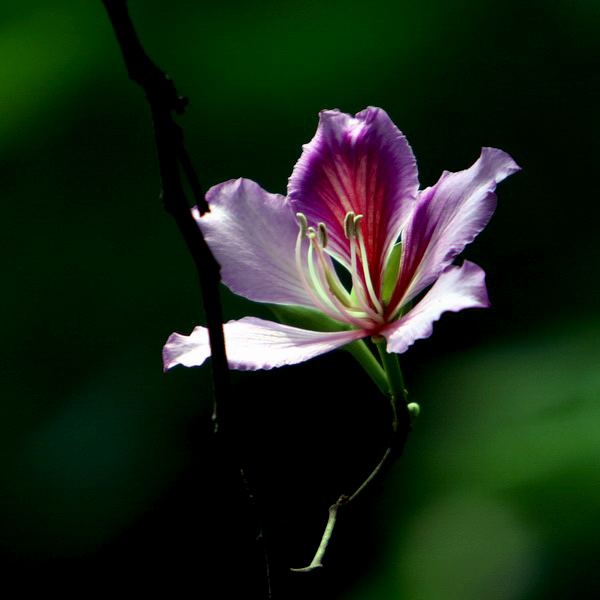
(163, 107, 520, 371)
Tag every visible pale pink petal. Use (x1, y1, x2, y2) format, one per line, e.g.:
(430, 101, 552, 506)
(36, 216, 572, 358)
(382, 261, 490, 354)
(288, 107, 418, 290)
(195, 178, 314, 308)
(390, 148, 520, 311)
(163, 317, 366, 371)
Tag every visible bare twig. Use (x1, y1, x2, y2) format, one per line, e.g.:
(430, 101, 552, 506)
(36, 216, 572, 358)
(101, 0, 230, 414)
(292, 383, 412, 572)
(100, 4, 278, 595)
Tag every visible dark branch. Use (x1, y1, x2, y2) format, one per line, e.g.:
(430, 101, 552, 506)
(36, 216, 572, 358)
(100, 4, 279, 596)
(101, 0, 230, 417)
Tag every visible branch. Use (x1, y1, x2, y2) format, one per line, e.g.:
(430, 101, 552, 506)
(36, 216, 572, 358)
(101, 0, 231, 418)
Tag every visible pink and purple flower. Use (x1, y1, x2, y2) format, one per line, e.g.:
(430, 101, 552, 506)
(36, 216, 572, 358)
(163, 107, 519, 371)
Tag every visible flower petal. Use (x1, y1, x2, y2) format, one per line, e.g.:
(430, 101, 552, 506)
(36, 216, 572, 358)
(288, 107, 419, 290)
(391, 148, 520, 310)
(163, 317, 365, 371)
(195, 178, 314, 308)
(382, 261, 490, 354)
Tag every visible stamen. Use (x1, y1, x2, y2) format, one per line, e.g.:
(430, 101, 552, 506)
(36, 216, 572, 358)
(309, 237, 373, 328)
(293, 209, 384, 329)
(295, 226, 344, 322)
(352, 214, 363, 236)
(311, 234, 353, 307)
(306, 229, 344, 314)
(344, 211, 355, 239)
(348, 224, 384, 323)
(296, 212, 308, 237)
(318, 222, 328, 248)
(306, 231, 370, 327)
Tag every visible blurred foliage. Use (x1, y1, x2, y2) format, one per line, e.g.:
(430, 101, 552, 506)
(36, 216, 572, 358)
(346, 318, 600, 599)
(1, 0, 598, 597)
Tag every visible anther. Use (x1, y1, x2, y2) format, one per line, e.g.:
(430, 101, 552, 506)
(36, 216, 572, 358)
(307, 227, 319, 246)
(318, 222, 328, 248)
(296, 213, 308, 237)
(353, 214, 363, 235)
(344, 211, 356, 239)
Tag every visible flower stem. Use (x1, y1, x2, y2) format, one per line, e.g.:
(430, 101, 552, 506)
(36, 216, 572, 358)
(291, 503, 340, 572)
(343, 339, 388, 396)
(375, 338, 406, 400)
(375, 338, 408, 431)
(292, 342, 412, 573)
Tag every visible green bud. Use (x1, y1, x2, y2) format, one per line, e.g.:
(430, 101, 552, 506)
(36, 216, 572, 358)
(408, 402, 420, 419)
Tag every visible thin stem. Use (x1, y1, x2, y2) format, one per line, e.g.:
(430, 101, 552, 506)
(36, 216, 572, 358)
(375, 338, 408, 432)
(375, 338, 407, 403)
(346, 446, 393, 503)
(343, 339, 388, 396)
(291, 443, 398, 572)
(292, 344, 412, 572)
(291, 503, 340, 573)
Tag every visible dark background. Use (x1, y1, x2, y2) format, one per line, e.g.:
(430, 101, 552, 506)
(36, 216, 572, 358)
(1, 0, 599, 597)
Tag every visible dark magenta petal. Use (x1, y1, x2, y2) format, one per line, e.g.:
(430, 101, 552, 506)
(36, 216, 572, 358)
(389, 147, 520, 312)
(288, 107, 419, 292)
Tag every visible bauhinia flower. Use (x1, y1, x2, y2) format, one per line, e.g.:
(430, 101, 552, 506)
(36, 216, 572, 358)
(163, 107, 519, 372)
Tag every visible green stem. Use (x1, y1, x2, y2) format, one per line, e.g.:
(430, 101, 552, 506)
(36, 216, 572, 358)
(292, 341, 412, 573)
(375, 338, 408, 431)
(375, 339, 406, 400)
(291, 503, 339, 572)
(343, 339, 388, 396)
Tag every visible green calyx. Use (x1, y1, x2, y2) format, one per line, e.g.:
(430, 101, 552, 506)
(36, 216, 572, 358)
(268, 304, 349, 333)
(267, 304, 388, 395)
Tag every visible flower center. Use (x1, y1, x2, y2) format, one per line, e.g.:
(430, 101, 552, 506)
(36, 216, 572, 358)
(295, 212, 386, 329)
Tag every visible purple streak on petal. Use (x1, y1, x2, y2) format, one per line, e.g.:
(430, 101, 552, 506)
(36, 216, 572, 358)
(196, 178, 314, 308)
(382, 261, 490, 354)
(389, 148, 520, 313)
(288, 107, 419, 291)
(163, 317, 365, 371)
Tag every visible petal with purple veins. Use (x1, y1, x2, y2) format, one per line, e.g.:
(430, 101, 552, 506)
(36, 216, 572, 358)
(390, 148, 520, 311)
(163, 317, 366, 371)
(196, 178, 315, 308)
(382, 261, 490, 354)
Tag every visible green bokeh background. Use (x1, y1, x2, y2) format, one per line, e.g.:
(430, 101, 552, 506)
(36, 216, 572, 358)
(1, 0, 599, 597)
